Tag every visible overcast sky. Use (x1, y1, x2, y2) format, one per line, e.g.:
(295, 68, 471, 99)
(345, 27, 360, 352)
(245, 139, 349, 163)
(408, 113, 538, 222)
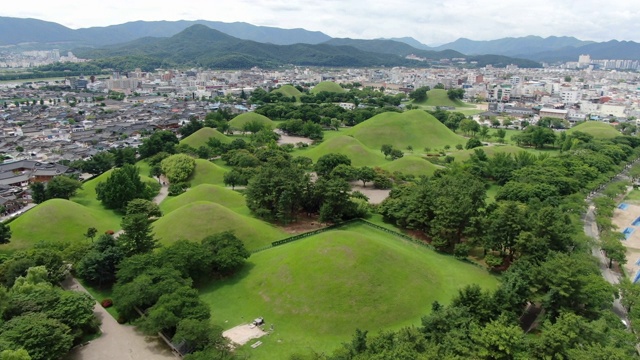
(5, 0, 639, 45)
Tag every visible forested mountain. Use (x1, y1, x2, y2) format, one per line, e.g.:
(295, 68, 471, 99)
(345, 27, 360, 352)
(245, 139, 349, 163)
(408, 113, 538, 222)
(323, 38, 464, 59)
(75, 25, 418, 69)
(0, 17, 331, 47)
(527, 40, 640, 62)
(433, 35, 594, 56)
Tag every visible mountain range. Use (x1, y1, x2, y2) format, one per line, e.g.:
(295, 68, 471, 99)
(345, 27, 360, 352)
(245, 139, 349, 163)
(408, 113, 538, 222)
(1, 16, 639, 64)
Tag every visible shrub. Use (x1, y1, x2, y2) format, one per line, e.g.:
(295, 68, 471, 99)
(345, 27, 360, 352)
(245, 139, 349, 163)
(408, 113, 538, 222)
(101, 298, 113, 308)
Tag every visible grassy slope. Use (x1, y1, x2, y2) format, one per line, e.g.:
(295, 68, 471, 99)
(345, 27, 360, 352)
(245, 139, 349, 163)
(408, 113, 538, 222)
(160, 184, 247, 215)
(567, 121, 620, 139)
(310, 81, 345, 94)
(181, 127, 231, 148)
(379, 155, 439, 177)
(273, 85, 303, 99)
(189, 159, 228, 186)
(228, 113, 275, 129)
(449, 145, 526, 162)
(70, 170, 123, 230)
(153, 201, 285, 250)
(296, 135, 388, 167)
(347, 110, 466, 150)
(200, 223, 498, 359)
(7, 199, 116, 253)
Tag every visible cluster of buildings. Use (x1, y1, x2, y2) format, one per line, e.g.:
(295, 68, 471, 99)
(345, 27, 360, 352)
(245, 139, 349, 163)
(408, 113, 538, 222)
(0, 50, 84, 68)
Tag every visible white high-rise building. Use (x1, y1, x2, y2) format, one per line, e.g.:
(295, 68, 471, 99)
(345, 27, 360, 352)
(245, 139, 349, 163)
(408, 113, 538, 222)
(578, 54, 591, 66)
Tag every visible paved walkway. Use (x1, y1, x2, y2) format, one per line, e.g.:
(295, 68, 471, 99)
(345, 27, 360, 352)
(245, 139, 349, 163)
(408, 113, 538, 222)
(62, 276, 178, 360)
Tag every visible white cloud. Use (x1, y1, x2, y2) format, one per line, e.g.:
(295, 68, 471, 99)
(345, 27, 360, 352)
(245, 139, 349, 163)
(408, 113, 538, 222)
(4, 0, 639, 44)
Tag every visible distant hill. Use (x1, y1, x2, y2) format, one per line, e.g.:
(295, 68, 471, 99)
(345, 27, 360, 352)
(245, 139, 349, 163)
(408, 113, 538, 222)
(76, 25, 419, 69)
(433, 35, 594, 57)
(383, 37, 432, 50)
(324, 38, 462, 59)
(0, 16, 331, 46)
(527, 40, 640, 62)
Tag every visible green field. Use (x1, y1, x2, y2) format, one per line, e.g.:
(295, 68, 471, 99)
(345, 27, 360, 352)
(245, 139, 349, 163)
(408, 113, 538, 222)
(160, 184, 248, 215)
(6, 199, 116, 254)
(296, 135, 388, 167)
(379, 155, 440, 177)
(228, 113, 275, 130)
(200, 223, 498, 359)
(273, 84, 303, 99)
(567, 121, 621, 139)
(181, 127, 231, 148)
(188, 159, 228, 186)
(414, 89, 473, 108)
(449, 145, 527, 162)
(310, 81, 345, 94)
(153, 201, 285, 250)
(347, 109, 466, 150)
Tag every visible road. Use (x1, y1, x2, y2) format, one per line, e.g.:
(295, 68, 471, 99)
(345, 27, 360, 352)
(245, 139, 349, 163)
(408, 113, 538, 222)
(62, 276, 178, 360)
(583, 159, 640, 326)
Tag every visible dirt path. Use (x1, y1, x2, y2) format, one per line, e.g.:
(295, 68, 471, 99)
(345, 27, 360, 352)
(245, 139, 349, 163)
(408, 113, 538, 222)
(62, 276, 178, 360)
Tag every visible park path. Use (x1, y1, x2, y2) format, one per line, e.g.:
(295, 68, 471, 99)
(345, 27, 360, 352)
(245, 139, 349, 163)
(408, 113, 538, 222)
(582, 158, 640, 326)
(62, 276, 178, 360)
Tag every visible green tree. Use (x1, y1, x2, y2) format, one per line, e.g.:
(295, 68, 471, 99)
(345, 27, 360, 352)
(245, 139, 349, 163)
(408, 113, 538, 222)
(179, 118, 203, 137)
(356, 166, 376, 187)
(314, 153, 351, 177)
(45, 176, 82, 200)
(201, 231, 250, 274)
(126, 199, 161, 218)
(223, 168, 249, 190)
(466, 137, 483, 150)
(118, 213, 158, 257)
(29, 182, 46, 204)
(601, 231, 627, 268)
(137, 287, 210, 335)
(447, 88, 464, 101)
(0, 222, 12, 245)
(84, 227, 97, 241)
(408, 86, 430, 102)
(82, 151, 114, 175)
(76, 234, 124, 287)
(495, 129, 506, 143)
(95, 164, 148, 211)
(139, 131, 179, 158)
(174, 319, 225, 354)
(160, 154, 195, 183)
(459, 119, 480, 136)
(0, 313, 72, 360)
(381, 144, 393, 158)
(0, 349, 32, 360)
(390, 148, 404, 160)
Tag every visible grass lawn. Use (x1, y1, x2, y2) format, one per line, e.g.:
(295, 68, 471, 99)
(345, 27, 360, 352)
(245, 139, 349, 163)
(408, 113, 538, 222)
(449, 144, 559, 162)
(189, 159, 228, 186)
(624, 189, 640, 202)
(78, 280, 119, 319)
(412, 89, 473, 108)
(295, 135, 388, 167)
(310, 81, 345, 94)
(180, 127, 231, 148)
(199, 223, 498, 359)
(346, 109, 466, 151)
(379, 155, 439, 177)
(486, 183, 501, 203)
(567, 121, 621, 139)
(228, 113, 275, 130)
(153, 201, 286, 250)
(160, 184, 249, 216)
(273, 85, 303, 100)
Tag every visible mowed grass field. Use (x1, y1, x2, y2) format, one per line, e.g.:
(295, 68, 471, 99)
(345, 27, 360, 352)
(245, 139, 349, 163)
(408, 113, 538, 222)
(153, 201, 286, 250)
(200, 223, 498, 359)
(347, 110, 466, 151)
(567, 121, 621, 139)
(272, 84, 303, 99)
(180, 127, 231, 148)
(296, 135, 388, 167)
(4, 199, 118, 254)
(160, 184, 248, 215)
(228, 113, 275, 130)
(310, 81, 345, 94)
(379, 155, 440, 177)
(414, 89, 473, 108)
(189, 159, 228, 186)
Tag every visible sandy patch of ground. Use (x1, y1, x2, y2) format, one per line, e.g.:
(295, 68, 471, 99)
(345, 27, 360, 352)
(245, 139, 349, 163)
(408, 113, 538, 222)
(276, 132, 314, 146)
(612, 203, 640, 277)
(223, 324, 267, 346)
(351, 184, 390, 204)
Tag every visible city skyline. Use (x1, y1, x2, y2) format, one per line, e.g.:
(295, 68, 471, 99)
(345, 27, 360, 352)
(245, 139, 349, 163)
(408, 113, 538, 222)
(2, 0, 639, 45)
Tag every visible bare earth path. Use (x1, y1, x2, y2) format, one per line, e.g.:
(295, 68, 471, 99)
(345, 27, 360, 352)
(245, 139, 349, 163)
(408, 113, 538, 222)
(62, 276, 177, 360)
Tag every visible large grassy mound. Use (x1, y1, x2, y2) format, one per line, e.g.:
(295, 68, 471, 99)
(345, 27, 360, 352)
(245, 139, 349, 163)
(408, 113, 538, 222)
(419, 89, 472, 108)
(181, 127, 231, 148)
(348, 110, 466, 150)
(6, 199, 115, 253)
(200, 223, 498, 359)
(228, 113, 274, 130)
(160, 184, 247, 215)
(379, 155, 440, 177)
(310, 81, 345, 94)
(71, 170, 124, 230)
(153, 201, 285, 250)
(567, 121, 620, 139)
(189, 159, 228, 186)
(272, 84, 303, 99)
(298, 135, 387, 167)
